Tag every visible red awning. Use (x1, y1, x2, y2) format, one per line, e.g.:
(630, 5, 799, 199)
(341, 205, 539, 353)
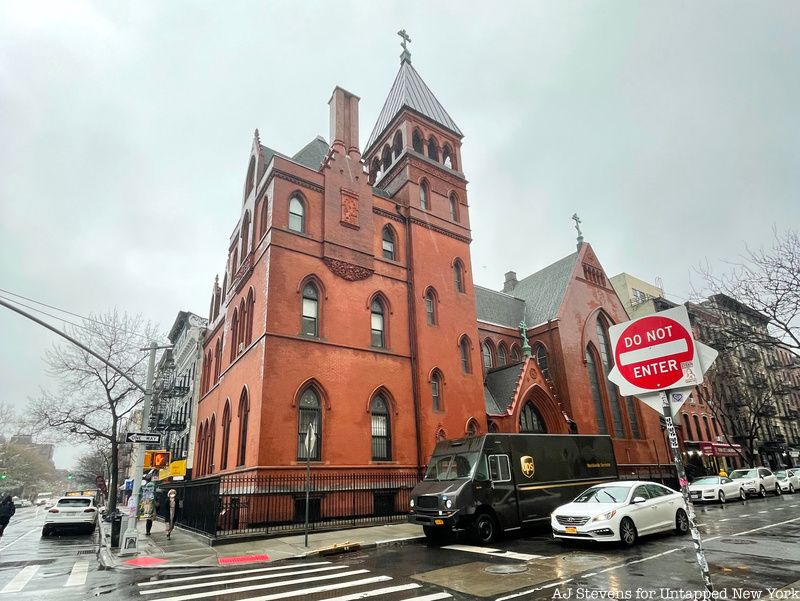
(700, 442, 742, 457)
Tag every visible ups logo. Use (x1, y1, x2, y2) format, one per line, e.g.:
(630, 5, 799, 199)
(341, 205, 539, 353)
(520, 455, 535, 479)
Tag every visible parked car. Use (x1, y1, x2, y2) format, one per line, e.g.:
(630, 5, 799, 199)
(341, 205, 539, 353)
(689, 476, 746, 503)
(729, 467, 780, 497)
(551, 481, 688, 547)
(775, 469, 799, 494)
(42, 496, 98, 536)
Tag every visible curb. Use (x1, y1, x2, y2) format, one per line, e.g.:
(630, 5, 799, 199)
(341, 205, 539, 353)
(295, 534, 426, 559)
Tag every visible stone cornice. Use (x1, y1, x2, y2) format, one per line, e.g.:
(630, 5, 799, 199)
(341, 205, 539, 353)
(410, 217, 471, 244)
(373, 206, 405, 223)
(266, 168, 325, 195)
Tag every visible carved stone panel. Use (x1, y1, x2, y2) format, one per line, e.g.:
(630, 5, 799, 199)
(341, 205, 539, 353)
(340, 190, 359, 228)
(323, 257, 373, 281)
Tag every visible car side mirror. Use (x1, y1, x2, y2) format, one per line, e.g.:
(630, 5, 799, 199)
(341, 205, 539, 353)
(632, 496, 647, 504)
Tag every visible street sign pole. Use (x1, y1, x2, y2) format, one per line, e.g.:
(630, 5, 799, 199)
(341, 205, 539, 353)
(303, 421, 316, 548)
(661, 390, 714, 595)
(119, 342, 158, 556)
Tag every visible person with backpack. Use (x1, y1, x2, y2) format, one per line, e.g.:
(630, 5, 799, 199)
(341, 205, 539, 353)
(0, 493, 16, 537)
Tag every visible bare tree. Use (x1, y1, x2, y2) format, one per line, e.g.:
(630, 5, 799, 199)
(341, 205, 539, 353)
(30, 310, 158, 509)
(74, 440, 113, 489)
(696, 228, 799, 352)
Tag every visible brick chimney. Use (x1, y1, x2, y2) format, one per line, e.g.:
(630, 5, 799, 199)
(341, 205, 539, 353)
(503, 271, 517, 293)
(329, 86, 361, 161)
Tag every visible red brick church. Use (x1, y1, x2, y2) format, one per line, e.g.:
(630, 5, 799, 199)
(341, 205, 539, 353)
(193, 46, 669, 483)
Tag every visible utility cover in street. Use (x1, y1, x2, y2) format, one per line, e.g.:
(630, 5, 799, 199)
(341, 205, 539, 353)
(125, 432, 161, 444)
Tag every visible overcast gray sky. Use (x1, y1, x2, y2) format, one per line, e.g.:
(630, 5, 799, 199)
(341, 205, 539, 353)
(1, 1, 798, 469)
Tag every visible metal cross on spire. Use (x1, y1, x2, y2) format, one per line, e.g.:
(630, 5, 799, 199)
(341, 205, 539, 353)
(398, 29, 412, 63)
(572, 213, 584, 246)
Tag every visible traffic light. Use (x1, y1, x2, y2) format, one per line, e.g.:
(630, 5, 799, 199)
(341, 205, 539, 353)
(0, 471, 7, 481)
(152, 451, 171, 469)
(67, 473, 73, 481)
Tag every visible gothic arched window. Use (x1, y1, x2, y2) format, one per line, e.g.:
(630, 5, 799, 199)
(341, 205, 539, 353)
(482, 341, 494, 369)
(424, 288, 437, 325)
(245, 288, 255, 345)
(596, 318, 625, 438)
(454, 260, 465, 293)
(412, 129, 424, 153)
(535, 345, 551, 381)
(289, 195, 305, 233)
(220, 401, 231, 471)
(420, 180, 429, 210)
(460, 336, 472, 373)
(382, 226, 396, 260)
(519, 402, 546, 433)
(431, 370, 443, 411)
(392, 130, 403, 159)
(442, 144, 454, 169)
(370, 395, 391, 461)
(259, 196, 269, 238)
(237, 389, 249, 466)
(229, 309, 239, 362)
(240, 211, 251, 258)
(370, 297, 385, 348)
(297, 387, 321, 460)
(301, 282, 319, 337)
(497, 343, 508, 366)
(449, 193, 459, 222)
(511, 345, 521, 362)
(467, 419, 478, 437)
(427, 136, 439, 161)
(381, 144, 392, 172)
(586, 348, 608, 434)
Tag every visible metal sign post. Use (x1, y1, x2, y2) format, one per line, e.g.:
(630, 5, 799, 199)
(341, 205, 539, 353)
(303, 421, 316, 548)
(661, 390, 714, 595)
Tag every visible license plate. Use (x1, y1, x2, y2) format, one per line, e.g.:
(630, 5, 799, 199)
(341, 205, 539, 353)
(434, 519, 444, 526)
(565, 527, 577, 534)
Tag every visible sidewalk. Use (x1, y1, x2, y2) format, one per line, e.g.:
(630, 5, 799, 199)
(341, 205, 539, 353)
(99, 517, 425, 569)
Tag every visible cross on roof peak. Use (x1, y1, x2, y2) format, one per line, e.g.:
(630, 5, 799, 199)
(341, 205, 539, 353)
(397, 29, 411, 63)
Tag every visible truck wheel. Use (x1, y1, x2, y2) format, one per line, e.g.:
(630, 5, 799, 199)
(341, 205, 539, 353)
(422, 525, 450, 544)
(472, 512, 498, 545)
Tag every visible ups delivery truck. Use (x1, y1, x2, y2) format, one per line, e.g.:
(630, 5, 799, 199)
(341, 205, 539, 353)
(408, 433, 618, 543)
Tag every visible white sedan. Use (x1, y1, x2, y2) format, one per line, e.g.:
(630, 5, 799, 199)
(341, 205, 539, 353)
(42, 496, 98, 536)
(775, 469, 800, 494)
(689, 476, 746, 503)
(551, 481, 688, 546)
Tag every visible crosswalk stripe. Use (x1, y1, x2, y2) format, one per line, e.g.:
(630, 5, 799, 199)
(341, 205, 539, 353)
(442, 543, 543, 561)
(325, 583, 423, 600)
(399, 594, 452, 601)
(153, 569, 374, 601)
(140, 564, 345, 595)
(138, 561, 331, 587)
(65, 560, 90, 587)
(217, 576, 394, 601)
(1, 565, 40, 594)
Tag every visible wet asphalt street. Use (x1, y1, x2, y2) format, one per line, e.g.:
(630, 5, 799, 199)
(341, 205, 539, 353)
(1, 493, 799, 600)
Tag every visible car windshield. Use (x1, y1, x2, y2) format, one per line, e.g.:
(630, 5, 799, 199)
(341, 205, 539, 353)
(775, 471, 787, 479)
(424, 452, 480, 481)
(57, 498, 91, 507)
(692, 477, 719, 485)
(730, 469, 756, 479)
(573, 485, 631, 503)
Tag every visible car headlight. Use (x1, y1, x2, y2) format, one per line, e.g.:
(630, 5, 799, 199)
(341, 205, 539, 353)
(410, 499, 414, 508)
(445, 498, 453, 509)
(591, 510, 616, 522)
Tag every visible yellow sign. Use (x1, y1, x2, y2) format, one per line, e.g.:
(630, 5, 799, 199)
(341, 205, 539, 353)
(158, 468, 170, 480)
(520, 455, 535, 478)
(169, 460, 187, 477)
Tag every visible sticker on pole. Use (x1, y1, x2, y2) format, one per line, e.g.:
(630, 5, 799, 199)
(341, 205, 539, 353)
(608, 305, 702, 396)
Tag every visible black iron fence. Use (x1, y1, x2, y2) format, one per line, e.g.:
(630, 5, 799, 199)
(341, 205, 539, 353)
(618, 463, 679, 490)
(158, 470, 420, 539)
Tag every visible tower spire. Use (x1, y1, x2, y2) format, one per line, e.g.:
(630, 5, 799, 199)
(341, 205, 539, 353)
(397, 29, 411, 64)
(572, 213, 584, 248)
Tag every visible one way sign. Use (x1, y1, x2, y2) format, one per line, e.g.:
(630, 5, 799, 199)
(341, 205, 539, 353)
(126, 432, 162, 444)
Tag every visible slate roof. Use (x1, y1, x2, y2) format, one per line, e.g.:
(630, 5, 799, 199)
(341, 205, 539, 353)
(365, 59, 463, 155)
(484, 363, 525, 416)
(292, 136, 329, 171)
(475, 286, 526, 328)
(259, 144, 284, 167)
(507, 252, 579, 327)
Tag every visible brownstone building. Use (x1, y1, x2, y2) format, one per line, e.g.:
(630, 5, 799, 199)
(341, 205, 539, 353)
(193, 51, 666, 487)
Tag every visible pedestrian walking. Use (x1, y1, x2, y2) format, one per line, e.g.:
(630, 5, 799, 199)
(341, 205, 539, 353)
(166, 489, 178, 539)
(0, 493, 16, 537)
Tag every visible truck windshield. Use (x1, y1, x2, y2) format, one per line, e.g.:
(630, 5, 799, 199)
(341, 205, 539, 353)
(424, 453, 480, 481)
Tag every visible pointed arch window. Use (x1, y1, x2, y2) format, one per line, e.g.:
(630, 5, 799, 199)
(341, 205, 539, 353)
(424, 288, 437, 325)
(302, 283, 319, 337)
(535, 345, 551, 381)
(214, 338, 222, 381)
(586, 348, 608, 434)
(596, 319, 625, 438)
(466, 419, 478, 437)
(245, 288, 255, 345)
(392, 131, 403, 159)
(289, 195, 305, 233)
(206, 416, 216, 474)
(412, 129, 424, 153)
(237, 389, 249, 466)
(682, 413, 693, 439)
(702, 415, 712, 440)
(443, 145, 453, 169)
(260, 197, 269, 238)
(381, 145, 392, 172)
(238, 298, 246, 353)
(220, 401, 231, 471)
(449, 193, 459, 222)
(454, 260, 465, 293)
(497, 343, 508, 366)
(427, 137, 439, 161)
(482, 341, 494, 369)
(370, 395, 391, 460)
(370, 298, 385, 348)
(431, 370, 443, 411)
(511, 346, 521, 362)
(241, 211, 251, 258)
(231, 248, 239, 274)
(420, 180, 429, 210)
(196, 422, 205, 476)
(230, 309, 239, 362)
(382, 226, 396, 260)
(297, 387, 321, 461)
(693, 415, 702, 442)
(519, 402, 547, 433)
(460, 336, 472, 373)
(371, 158, 382, 184)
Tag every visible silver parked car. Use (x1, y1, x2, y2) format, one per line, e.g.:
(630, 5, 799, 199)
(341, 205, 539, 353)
(729, 467, 780, 497)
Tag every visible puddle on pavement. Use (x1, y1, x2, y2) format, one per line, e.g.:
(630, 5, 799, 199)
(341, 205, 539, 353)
(413, 555, 610, 597)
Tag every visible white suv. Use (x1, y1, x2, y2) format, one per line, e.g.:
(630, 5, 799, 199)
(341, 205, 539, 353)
(42, 496, 98, 536)
(729, 467, 780, 497)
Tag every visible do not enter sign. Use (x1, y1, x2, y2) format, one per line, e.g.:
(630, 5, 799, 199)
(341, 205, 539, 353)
(608, 305, 701, 395)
